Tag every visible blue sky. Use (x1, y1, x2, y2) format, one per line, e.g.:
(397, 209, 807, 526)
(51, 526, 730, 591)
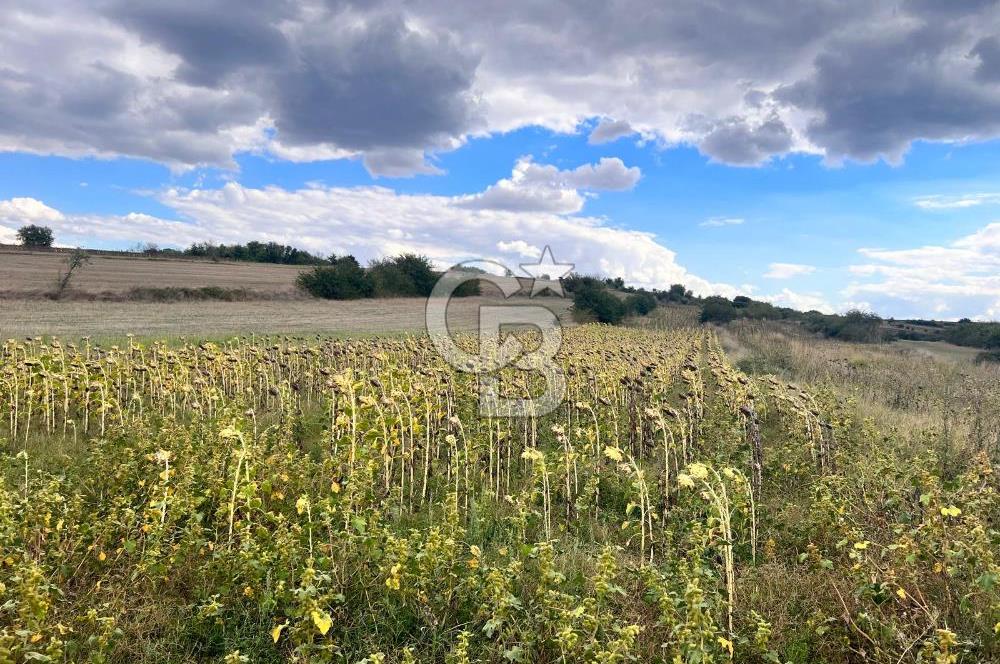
(2, 0, 1000, 320)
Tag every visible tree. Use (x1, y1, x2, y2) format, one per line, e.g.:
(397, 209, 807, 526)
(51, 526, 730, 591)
(296, 255, 373, 299)
(369, 254, 437, 297)
(16, 225, 54, 248)
(627, 291, 658, 316)
(53, 248, 90, 299)
(831, 309, 883, 343)
(573, 282, 627, 324)
(699, 296, 737, 324)
(663, 283, 693, 304)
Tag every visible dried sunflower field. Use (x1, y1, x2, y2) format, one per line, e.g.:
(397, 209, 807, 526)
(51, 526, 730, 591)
(1, 325, 998, 663)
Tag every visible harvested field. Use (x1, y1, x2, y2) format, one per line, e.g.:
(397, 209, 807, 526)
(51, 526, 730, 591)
(0, 295, 575, 339)
(0, 247, 307, 298)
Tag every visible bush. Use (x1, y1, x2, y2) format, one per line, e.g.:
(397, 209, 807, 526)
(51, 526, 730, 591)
(370, 254, 437, 297)
(660, 283, 694, 304)
(563, 274, 605, 294)
(297, 255, 373, 299)
(627, 291, 658, 316)
(185, 241, 327, 265)
(573, 283, 627, 324)
(16, 224, 54, 248)
(830, 309, 883, 343)
(699, 296, 737, 324)
(976, 349, 1000, 364)
(450, 266, 484, 298)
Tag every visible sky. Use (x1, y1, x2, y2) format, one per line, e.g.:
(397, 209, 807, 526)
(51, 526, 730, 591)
(2, 1, 1000, 320)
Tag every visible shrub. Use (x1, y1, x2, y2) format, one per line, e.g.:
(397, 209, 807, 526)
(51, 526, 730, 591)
(297, 255, 373, 299)
(574, 282, 627, 324)
(700, 297, 737, 324)
(661, 283, 694, 304)
(370, 254, 437, 297)
(186, 240, 327, 265)
(16, 224, 54, 247)
(976, 349, 1000, 363)
(563, 273, 605, 294)
(627, 291, 658, 316)
(830, 309, 883, 343)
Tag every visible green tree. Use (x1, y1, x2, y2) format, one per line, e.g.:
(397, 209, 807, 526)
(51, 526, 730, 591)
(296, 255, 373, 299)
(699, 296, 737, 324)
(370, 254, 437, 297)
(574, 282, 627, 324)
(16, 224, 54, 248)
(627, 291, 658, 316)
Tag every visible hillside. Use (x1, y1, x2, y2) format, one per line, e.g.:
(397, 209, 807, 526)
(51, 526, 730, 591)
(0, 246, 308, 299)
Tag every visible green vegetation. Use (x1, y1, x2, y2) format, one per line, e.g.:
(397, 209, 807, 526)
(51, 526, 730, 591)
(566, 274, 660, 323)
(571, 280, 627, 323)
(297, 254, 481, 300)
(179, 241, 329, 265)
(2, 326, 997, 662)
(15, 224, 54, 248)
(296, 255, 374, 300)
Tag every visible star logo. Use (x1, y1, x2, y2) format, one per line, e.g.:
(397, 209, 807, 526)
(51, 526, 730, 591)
(519, 245, 574, 297)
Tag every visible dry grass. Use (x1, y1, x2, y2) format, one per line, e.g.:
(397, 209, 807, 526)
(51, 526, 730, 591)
(0, 296, 575, 339)
(720, 320, 1000, 456)
(0, 248, 307, 297)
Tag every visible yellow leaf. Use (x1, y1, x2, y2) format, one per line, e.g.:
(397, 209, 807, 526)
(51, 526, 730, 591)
(311, 609, 332, 636)
(98, 550, 107, 561)
(896, 588, 906, 599)
(271, 623, 287, 643)
(940, 506, 962, 517)
(853, 541, 868, 550)
(717, 636, 733, 655)
(296, 495, 310, 515)
(603, 446, 623, 462)
(330, 480, 341, 494)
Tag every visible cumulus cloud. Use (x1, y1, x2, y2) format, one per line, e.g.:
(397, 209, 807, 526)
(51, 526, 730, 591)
(0, 198, 65, 224)
(847, 222, 1000, 319)
(456, 157, 641, 214)
(762, 288, 835, 314)
(3, 1, 1000, 171)
(496, 240, 541, 257)
(588, 118, 635, 145)
(696, 115, 793, 166)
(0, 181, 735, 297)
(764, 262, 816, 279)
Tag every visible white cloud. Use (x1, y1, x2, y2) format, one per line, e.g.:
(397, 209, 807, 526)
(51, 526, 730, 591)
(0, 197, 65, 224)
(847, 222, 1000, 319)
(764, 262, 816, 279)
(456, 156, 640, 214)
(913, 193, 1000, 210)
(700, 217, 744, 228)
(496, 240, 541, 257)
(0, 179, 735, 297)
(762, 288, 835, 314)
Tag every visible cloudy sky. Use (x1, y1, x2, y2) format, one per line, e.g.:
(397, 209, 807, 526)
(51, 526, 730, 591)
(2, 0, 1000, 319)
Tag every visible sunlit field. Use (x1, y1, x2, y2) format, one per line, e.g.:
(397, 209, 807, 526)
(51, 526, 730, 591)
(2, 321, 997, 663)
